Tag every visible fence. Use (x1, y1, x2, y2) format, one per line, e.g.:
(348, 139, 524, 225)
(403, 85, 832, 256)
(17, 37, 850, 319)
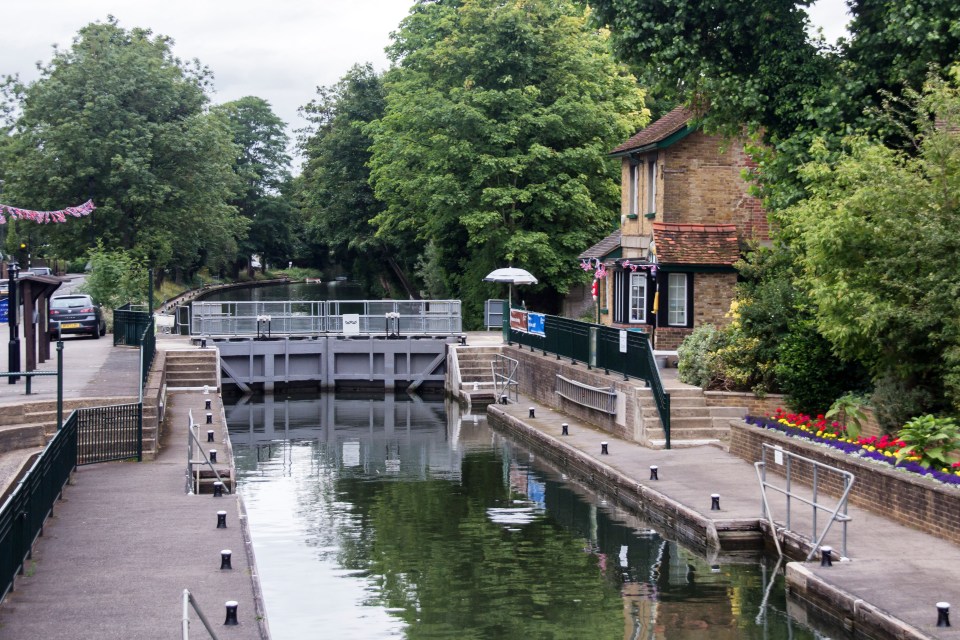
(140, 320, 156, 392)
(114, 303, 152, 347)
(506, 308, 671, 447)
(190, 299, 462, 337)
(0, 413, 77, 603)
(76, 403, 143, 465)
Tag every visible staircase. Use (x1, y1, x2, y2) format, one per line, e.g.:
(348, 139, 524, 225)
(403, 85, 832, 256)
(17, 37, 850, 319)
(639, 386, 747, 449)
(164, 349, 219, 390)
(453, 345, 503, 404)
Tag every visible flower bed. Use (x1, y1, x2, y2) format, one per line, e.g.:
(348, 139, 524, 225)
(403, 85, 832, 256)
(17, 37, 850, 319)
(745, 409, 960, 487)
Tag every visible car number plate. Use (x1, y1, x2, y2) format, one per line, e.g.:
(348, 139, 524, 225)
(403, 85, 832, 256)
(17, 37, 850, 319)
(61, 323, 81, 329)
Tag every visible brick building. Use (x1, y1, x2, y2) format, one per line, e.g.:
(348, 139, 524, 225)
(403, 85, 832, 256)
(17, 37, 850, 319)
(579, 106, 768, 349)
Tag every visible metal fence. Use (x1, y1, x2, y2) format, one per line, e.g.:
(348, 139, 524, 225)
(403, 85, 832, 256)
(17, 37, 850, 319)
(140, 320, 155, 392)
(0, 413, 77, 603)
(114, 303, 152, 347)
(507, 310, 671, 447)
(76, 403, 143, 465)
(190, 299, 462, 337)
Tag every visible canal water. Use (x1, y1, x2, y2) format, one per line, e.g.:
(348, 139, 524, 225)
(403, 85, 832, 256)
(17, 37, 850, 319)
(198, 280, 365, 303)
(227, 394, 836, 639)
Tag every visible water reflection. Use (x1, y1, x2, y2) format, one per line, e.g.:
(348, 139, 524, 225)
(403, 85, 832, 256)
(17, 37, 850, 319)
(199, 280, 365, 303)
(227, 395, 829, 640)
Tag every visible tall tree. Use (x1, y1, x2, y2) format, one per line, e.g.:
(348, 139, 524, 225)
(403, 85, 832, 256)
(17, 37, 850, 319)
(1, 17, 245, 274)
(213, 96, 296, 274)
(368, 0, 647, 321)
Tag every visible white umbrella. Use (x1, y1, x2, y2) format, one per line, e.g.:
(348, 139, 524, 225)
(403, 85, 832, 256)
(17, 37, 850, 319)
(484, 267, 538, 306)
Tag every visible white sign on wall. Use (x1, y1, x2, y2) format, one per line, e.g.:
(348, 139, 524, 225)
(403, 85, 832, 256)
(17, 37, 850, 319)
(343, 313, 360, 336)
(619, 330, 628, 353)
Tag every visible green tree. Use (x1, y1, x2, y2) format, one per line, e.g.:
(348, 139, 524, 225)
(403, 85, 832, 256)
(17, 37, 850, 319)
(368, 0, 647, 322)
(1, 18, 245, 276)
(213, 96, 296, 275)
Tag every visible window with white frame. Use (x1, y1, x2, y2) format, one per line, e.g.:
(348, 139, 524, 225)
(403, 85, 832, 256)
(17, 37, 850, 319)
(629, 162, 639, 217)
(647, 160, 657, 214)
(667, 273, 687, 326)
(629, 272, 646, 323)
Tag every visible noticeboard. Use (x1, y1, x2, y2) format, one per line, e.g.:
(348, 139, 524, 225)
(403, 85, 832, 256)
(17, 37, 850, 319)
(0, 296, 7, 323)
(527, 312, 545, 337)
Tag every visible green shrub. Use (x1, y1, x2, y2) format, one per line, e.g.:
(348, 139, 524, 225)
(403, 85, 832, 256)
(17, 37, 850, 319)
(870, 374, 939, 432)
(775, 321, 856, 415)
(895, 414, 960, 469)
(677, 324, 725, 388)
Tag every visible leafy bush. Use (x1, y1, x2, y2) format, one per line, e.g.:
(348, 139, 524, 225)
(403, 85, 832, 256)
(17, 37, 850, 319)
(677, 324, 725, 388)
(826, 393, 869, 440)
(79, 243, 148, 310)
(775, 321, 858, 414)
(895, 415, 960, 469)
(870, 374, 940, 432)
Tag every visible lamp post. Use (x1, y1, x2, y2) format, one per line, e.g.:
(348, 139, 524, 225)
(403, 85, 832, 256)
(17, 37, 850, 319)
(7, 260, 20, 383)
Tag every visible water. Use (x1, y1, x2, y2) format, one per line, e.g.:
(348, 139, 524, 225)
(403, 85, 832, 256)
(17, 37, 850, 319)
(198, 280, 365, 303)
(227, 394, 833, 640)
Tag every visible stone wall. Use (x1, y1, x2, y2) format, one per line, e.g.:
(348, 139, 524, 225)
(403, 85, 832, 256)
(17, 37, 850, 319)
(704, 391, 787, 417)
(729, 420, 960, 546)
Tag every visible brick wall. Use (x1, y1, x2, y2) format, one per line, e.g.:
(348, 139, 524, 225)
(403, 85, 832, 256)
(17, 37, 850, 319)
(652, 326, 689, 350)
(693, 272, 736, 327)
(730, 421, 960, 545)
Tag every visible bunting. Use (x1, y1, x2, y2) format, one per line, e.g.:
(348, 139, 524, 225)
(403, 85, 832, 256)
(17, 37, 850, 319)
(0, 200, 95, 225)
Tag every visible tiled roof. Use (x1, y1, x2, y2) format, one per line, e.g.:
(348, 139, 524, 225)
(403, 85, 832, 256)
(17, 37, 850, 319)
(578, 229, 622, 260)
(610, 106, 696, 155)
(653, 223, 740, 265)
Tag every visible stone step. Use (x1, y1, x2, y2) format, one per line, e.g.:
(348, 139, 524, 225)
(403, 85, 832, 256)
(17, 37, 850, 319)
(670, 416, 715, 430)
(165, 362, 217, 372)
(0, 424, 46, 453)
(710, 406, 748, 419)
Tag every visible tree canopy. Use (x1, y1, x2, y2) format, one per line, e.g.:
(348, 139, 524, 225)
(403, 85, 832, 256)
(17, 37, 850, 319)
(367, 0, 647, 320)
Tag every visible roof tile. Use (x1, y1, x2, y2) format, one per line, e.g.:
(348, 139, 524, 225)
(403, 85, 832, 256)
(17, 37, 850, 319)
(652, 222, 739, 265)
(610, 106, 696, 155)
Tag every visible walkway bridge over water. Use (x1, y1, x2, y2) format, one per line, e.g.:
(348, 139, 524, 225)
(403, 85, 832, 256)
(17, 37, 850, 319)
(188, 300, 463, 393)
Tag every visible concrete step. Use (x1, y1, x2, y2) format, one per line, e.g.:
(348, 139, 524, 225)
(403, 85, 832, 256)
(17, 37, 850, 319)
(166, 362, 217, 372)
(710, 406, 748, 419)
(0, 424, 46, 453)
(670, 416, 715, 430)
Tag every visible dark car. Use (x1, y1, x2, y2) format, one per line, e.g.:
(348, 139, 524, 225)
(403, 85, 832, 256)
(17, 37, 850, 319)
(50, 294, 107, 339)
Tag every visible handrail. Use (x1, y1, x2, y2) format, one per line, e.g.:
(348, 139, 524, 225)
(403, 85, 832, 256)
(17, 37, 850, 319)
(182, 589, 220, 640)
(187, 409, 230, 495)
(491, 354, 519, 405)
(555, 375, 617, 414)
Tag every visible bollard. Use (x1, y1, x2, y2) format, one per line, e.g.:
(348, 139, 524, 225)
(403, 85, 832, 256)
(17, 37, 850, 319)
(217, 511, 227, 529)
(820, 546, 833, 567)
(200, 338, 207, 349)
(561, 423, 569, 436)
(937, 602, 951, 627)
(209, 449, 217, 463)
(601, 442, 609, 455)
(205, 398, 212, 411)
(206, 412, 213, 425)
(207, 430, 215, 443)
(204, 385, 210, 395)
(650, 465, 658, 481)
(529, 407, 536, 418)
(710, 494, 720, 510)
(224, 601, 239, 626)
(213, 481, 224, 497)
(220, 549, 232, 570)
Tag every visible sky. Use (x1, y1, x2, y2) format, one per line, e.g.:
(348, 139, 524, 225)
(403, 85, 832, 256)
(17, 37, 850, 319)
(2, 0, 851, 162)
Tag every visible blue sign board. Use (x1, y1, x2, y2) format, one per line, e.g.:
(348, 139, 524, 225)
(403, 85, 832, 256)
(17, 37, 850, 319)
(0, 296, 7, 323)
(527, 312, 545, 337)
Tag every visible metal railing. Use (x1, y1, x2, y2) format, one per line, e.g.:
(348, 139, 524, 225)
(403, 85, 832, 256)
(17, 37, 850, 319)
(555, 375, 617, 414)
(491, 354, 519, 405)
(182, 588, 220, 639)
(507, 310, 671, 447)
(76, 403, 143, 465)
(755, 443, 854, 560)
(114, 303, 152, 346)
(0, 412, 77, 603)
(186, 409, 229, 495)
(190, 299, 462, 337)
(139, 319, 156, 395)
(0, 341, 65, 428)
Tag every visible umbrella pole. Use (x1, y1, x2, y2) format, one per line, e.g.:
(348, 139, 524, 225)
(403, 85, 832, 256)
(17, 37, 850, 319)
(509, 283, 513, 308)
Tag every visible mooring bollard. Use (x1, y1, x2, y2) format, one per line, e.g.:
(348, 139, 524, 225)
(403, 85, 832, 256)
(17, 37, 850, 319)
(217, 511, 227, 529)
(207, 430, 215, 443)
(711, 494, 720, 510)
(561, 423, 569, 436)
(820, 546, 833, 567)
(220, 549, 232, 570)
(206, 412, 213, 425)
(601, 442, 609, 455)
(200, 338, 207, 349)
(210, 449, 217, 463)
(204, 385, 210, 395)
(529, 407, 535, 418)
(213, 481, 224, 497)
(937, 602, 951, 627)
(224, 601, 239, 626)
(650, 465, 658, 481)
(205, 398, 212, 411)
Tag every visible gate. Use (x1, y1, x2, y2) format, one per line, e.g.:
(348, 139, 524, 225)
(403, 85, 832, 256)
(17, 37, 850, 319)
(76, 403, 143, 465)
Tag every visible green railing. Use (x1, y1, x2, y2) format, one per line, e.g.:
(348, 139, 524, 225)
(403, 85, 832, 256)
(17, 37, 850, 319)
(76, 403, 143, 465)
(113, 303, 152, 347)
(139, 320, 156, 392)
(506, 309, 671, 448)
(0, 413, 77, 603)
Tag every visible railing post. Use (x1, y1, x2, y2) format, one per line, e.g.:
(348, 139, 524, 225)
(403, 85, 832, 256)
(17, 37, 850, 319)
(56, 341, 64, 430)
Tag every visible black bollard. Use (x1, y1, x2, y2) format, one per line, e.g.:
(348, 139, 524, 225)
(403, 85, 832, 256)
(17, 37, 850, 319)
(220, 549, 232, 570)
(206, 412, 213, 425)
(937, 602, 951, 627)
(207, 430, 215, 443)
(561, 423, 569, 436)
(601, 442, 609, 455)
(224, 601, 239, 626)
(213, 481, 224, 497)
(711, 494, 720, 511)
(650, 465, 658, 481)
(210, 449, 217, 463)
(205, 398, 212, 411)
(200, 338, 207, 349)
(820, 546, 833, 567)
(529, 407, 535, 418)
(217, 510, 227, 529)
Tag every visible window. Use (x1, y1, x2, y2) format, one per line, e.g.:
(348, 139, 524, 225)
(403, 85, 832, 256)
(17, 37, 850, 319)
(628, 162, 639, 217)
(629, 272, 646, 323)
(647, 160, 657, 214)
(667, 273, 687, 326)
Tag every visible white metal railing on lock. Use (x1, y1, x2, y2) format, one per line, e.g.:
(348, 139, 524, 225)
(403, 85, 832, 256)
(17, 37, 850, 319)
(555, 375, 617, 414)
(182, 588, 220, 639)
(186, 409, 230, 496)
(190, 299, 462, 337)
(491, 354, 519, 405)
(755, 443, 854, 560)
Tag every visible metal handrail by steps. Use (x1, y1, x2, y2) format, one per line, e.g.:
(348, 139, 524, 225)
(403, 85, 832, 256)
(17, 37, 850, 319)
(491, 354, 519, 405)
(186, 409, 230, 495)
(182, 588, 220, 639)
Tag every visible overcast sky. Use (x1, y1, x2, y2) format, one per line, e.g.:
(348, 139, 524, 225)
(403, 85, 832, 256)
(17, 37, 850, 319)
(2, 0, 851, 162)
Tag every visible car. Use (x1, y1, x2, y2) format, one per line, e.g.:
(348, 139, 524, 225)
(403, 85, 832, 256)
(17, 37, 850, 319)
(49, 294, 107, 339)
(28, 266, 54, 276)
